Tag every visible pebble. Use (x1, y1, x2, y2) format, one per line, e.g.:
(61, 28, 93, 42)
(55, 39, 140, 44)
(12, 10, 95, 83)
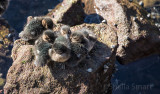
(102, 20, 107, 24)
(139, 1, 144, 7)
(155, 23, 158, 26)
(111, 45, 116, 49)
(87, 68, 93, 72)
(147, 13, 151, 18)
(132, 17, 137, 21)
(140, 17, 143, 21)
(104, 65, 109, 69)
(48, 9, 52, 12)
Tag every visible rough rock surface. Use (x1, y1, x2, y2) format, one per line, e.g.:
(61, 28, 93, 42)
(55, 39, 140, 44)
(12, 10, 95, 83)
(49, 0, 160, 64)
(47, 0, 85, 26)
(81, 0, 95, 15)
(4, 23, 118, 94)
(93, 0, 160, 64)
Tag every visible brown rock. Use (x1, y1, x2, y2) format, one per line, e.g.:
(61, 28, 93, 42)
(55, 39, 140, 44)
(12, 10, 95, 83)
(94, 0, 160, 64)
(81, 0, 96, 15)
(51, 0, 160, 64)
(47, 0, 85, 26)
(4, 23, 118, 94)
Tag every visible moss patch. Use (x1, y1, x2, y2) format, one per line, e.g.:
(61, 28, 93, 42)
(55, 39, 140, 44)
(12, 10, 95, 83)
(0, 25, 11, 52)
(21, 60, 26, 64)
(0, 78, 5, 86)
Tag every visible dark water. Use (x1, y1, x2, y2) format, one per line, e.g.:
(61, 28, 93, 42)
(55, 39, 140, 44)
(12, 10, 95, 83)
(1, 0, 160, 94)
(111, 1, 160, 94)
(2, 0, 61, 32)
(112, 55, 160, 94)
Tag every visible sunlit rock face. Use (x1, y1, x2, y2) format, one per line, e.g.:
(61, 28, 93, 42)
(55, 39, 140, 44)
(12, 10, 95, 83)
(4, 23, 118, 94)
(93, 0, 160, 64)
(53, 0, 160, 64)
(47, 0, 85, 26)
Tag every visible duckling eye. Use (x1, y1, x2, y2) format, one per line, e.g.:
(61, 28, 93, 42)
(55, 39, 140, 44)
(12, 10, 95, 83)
(68, 30, 71, 34)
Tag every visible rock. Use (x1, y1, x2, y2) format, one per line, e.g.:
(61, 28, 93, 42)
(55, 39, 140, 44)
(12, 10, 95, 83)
(4, 23, 118, 94)
(0, 17, 16, 90)
(57, 0, 160, 64)
(0, 0, 9, 15)
(81, 0, 96, 14)
(47, 0, 85, 26)
(11, 39, 30, 61)
(139, 1, 144, 7)
(94, 0, 160, 64)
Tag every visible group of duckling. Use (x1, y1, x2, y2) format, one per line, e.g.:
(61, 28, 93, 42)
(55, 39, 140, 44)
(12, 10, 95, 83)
(19, 16, 97, 68)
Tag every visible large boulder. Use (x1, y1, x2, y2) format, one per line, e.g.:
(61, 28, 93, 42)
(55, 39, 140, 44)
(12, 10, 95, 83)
(47, 0, 85, 26)
(49, 0, 160, 64)
(93, 0, 160, 64)
(4, 23, 118, 94)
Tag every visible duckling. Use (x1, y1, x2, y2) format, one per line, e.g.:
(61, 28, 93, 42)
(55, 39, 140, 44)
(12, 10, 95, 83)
(34, 41, 52, 67)
(60, 25, 71, 38)
(19, 16, 55, 42)
(66, 42, 88, 67)
(79, 28, 97, 52)
(70, 30, 91, 52)
(48, 35, 71, 63)
(34, 30, 57, 67)
(35, 29, 57, 45)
